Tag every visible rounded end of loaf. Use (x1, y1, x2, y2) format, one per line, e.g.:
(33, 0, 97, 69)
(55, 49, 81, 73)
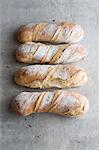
(14, 66, 45, 88)
(14, 69, 27, 86)
(11, 98, 25, 116)
(17, 26, 33, 43)
(66, 44, 87, 63)
(73, 93, 89, 116)
(11, 99, 28, 116)
(59, 21, 84, 43)
(76, 44, 87, 60)
(11, 92, 34, 116)
(59, 92, 89, 117)
(11, 99, 22, 115)
(16, 51, 30, 63)
(16, 42, 34, 63)
(81, 95, 89, 115)
(68, 66, 88, 87)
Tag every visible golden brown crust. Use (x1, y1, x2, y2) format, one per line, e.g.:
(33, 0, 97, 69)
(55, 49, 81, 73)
(11, 91, 89, 117)
(59, 21, 75, 29)
(17, 25, 33, 42)
(15, 65, 87, 89)
(17, 22, 84, 43)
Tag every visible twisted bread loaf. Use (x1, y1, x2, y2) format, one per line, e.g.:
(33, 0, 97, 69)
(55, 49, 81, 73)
(15, 65, 87, 89)
(11, 91, 89, 117)
(16, 42, 87, 64)
(17, 21, 84, 43)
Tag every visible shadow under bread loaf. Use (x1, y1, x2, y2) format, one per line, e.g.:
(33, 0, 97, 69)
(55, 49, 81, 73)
(15, 65, 87, 89)
(11, 91, 89, 117)
(17, 21, 84, 43)
(16, 42, 87, 64)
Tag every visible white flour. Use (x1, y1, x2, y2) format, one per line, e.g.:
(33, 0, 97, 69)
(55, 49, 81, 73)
(22, 65, 49, 74)
(16, 92, 40, 111)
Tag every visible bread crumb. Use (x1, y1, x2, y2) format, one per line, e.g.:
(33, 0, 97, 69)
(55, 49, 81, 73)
(29, 124, 32, 127)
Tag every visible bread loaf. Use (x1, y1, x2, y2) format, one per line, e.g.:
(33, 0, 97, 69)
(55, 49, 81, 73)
(11, 91, 89, 117)
(15, 65, 87, 89)
(17, 21, 84, 43)
(16, 42, 87, 64)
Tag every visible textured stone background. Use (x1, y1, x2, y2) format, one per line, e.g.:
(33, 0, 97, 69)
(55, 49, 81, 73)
(0, 0, 99, 150)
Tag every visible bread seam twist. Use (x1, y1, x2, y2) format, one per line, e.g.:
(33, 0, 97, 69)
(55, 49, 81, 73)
(15, 65, 87, 89)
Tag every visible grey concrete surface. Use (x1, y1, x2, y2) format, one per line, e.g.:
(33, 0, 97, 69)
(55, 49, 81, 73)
(0, 0, 99, 150)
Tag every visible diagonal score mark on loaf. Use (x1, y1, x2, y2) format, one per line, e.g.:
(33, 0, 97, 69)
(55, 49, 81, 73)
(51, 22, 73, 42)
(48, 90, 63, 112)
(49, 92, 81, 115)
(15, 92, 39, 114)
(55, 44, 74, 63)
(56, 44, 85, 63)
(51, 26, 62, 42)
(55, 22, 75, 43)
(36, 91, 62, 113)
(49, 44, 68, 64)
(46, 91, 62, 112)
(31, 43, 42, 58)
(37, 92, 56, 112)
(42, 66, 71, 87)
(33, 92, 46, 112)
(40, 45, 51, 63)
(41, 24, 59, 42)
(41, 66, 57, 87)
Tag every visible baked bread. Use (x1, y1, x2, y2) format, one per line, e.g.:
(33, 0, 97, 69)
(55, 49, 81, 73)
(16, 42, 87, 64)
(11, 91, 89, 117)
(15, 65, 87, 89)
(17, 21, 84, 43)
